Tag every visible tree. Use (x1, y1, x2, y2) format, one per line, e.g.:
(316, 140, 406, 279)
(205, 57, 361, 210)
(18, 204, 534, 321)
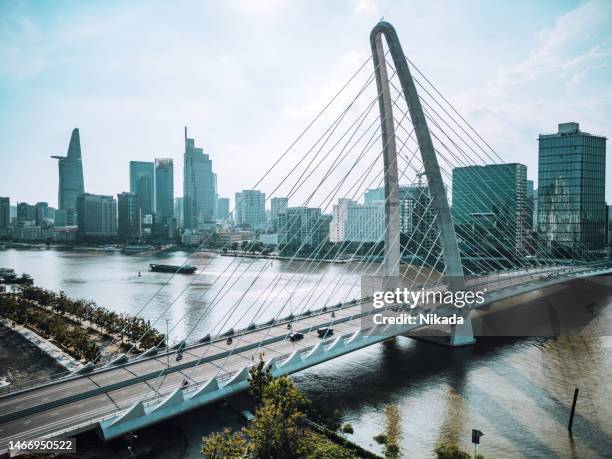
(245, 376, 309, 459)
(434, 443, 476, 459)
(201, 429, 248, 459)
(249, 355, 273, 401)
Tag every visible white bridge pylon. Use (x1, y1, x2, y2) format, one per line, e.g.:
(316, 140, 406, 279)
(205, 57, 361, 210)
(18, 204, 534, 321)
(371, 21, 474, 346)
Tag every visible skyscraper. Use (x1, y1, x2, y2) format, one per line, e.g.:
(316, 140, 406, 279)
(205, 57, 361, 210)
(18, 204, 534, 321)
(183, 127, 215, 228)
(345, 203, 385, 243)
(51, 128, 85, 225)
(117, 192, 141, 240)
(235, 190, 266, 230)
(270, 197, 288, 230)
(216, 197, 230, 222)
(17, 203, 36, 226)
(0, 197, 9, 229)
(130, 161, 155, 218)
(330, 198, 356, 243)
(76, 193, 117, 238)
(538, 122, 607, 259)
(174, 197, 184, 229)
(453, 163, 528, 257)
(155, 158, 174, 217)
(34, 202, 49, 226)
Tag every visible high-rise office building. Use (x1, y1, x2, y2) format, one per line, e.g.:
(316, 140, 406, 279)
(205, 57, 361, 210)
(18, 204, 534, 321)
(183, 127, 215, 229)
(330, 198, 356, 243)
(270, 197, 288, 231)
(453, 163, 528, 256)
(216, 197, 230, 222)
(174, 197, 184, 229)
(34, 202, 49, 226)
(271, 197, 289, 222)
(213, 172, 218, 222)
(117, 192, 141, 240)
(235, 190, 266, 230)
(364, 188, 385, 204)
(345, 203, 385, 243)
(76, 193, 117, 238)
(51, 128, 85, 226)
(364, 185, 438, 255)
(0, 197, 10, 229)
(607, 204, 611, 249)
(154, 158, 174, 237)
(538, 122, 607, 259)
(130, 161, 155, 217)
(278, 207, 330, 252)
(17, 202, 36, 226)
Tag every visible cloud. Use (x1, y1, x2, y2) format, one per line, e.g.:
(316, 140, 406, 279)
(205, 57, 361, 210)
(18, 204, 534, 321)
(353, 0, 380, 17)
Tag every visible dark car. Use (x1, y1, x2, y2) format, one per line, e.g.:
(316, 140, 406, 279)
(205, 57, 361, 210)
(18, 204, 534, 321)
(289, 332, 304, 342)
(317, 328, 333, 338)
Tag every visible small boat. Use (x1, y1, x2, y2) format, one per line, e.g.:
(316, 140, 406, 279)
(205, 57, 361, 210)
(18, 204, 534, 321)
(149, 264, 197, 274)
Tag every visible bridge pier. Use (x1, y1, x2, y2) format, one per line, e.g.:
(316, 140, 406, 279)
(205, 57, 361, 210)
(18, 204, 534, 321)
(449, 310, 475, 346)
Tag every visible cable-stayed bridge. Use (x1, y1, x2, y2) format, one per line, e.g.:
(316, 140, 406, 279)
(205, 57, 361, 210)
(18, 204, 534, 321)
(1, 21, 610, 453)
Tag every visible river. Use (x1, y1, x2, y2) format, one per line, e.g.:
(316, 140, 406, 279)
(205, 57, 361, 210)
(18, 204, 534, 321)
(1, 248, 611, 458)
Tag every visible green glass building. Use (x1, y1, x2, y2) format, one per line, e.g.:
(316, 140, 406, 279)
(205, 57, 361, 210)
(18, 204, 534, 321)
(538, 122, 607, 259)
(452, 163, 528, 261)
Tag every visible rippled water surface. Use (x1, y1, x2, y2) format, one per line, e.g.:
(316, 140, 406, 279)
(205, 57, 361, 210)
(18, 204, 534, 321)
(1, 248, 611, 457)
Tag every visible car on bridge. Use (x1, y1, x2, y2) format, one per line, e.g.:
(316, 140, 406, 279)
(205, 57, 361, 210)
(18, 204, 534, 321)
(289, 332, 304, 342)
(317, 327, 333, 338)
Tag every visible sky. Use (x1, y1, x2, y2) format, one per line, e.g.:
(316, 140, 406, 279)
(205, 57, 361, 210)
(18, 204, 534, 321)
(1, 0, 611, 208)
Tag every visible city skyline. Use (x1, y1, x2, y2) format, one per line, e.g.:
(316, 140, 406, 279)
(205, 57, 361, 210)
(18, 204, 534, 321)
(1, 1, 611, 206)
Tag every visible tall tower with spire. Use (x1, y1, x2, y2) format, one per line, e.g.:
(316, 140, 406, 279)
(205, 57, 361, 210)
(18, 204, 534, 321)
(52, 128, 85, 224)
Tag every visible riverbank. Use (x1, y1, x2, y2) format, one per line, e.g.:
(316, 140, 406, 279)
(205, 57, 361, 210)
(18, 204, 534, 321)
(219, 250, 353, 263)
(0, 323, 66, 392)
(0, 318, 82, 372)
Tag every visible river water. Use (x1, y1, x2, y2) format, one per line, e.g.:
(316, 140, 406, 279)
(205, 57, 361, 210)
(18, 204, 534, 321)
(1, 248, 611, 458)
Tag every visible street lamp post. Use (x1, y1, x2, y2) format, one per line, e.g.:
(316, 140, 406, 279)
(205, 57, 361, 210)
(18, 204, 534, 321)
(165, 319, 170, 370)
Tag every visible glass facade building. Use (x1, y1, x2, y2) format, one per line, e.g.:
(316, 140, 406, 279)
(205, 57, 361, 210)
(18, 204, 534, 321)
(216, 197, 230, 222)
(0, 197, 9, 229)
(235, 190, 266, 231)
(117, 192, 141, 240)
(364, 185, 438, 256)
(51, 128, 85, 226)
(76, 193, 117, 238)
(538, 122, 607, 259)
(129, 161, 155, 218)
(278, 207, 330, 253)
(154, 158, 174, 237)
(452, 163, 528, 259)
(183, 128, 215, 229)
